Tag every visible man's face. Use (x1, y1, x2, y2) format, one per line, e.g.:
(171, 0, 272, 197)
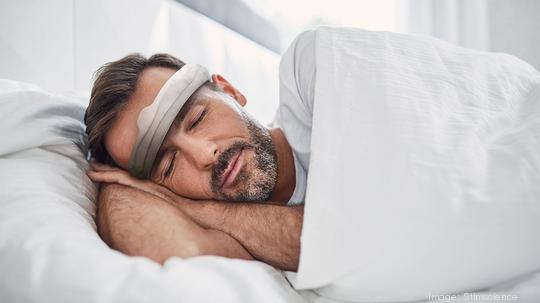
(105, 67, 278, 202)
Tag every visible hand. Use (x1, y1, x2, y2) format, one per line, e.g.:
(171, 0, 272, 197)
(87, 160, 177, 203)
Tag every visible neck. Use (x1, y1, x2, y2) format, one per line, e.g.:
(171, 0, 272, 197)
(268, 128, 296, 204)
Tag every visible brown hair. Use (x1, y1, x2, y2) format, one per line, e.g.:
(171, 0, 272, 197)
(84, 53, 217, 166)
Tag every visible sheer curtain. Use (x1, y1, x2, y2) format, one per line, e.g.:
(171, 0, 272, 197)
(396, 0, 540, 70)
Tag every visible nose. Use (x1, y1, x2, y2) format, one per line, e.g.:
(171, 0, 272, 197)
(176, 136, 218, 170)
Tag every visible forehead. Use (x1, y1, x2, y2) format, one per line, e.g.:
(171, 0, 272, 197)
(104, 66, 177, 168)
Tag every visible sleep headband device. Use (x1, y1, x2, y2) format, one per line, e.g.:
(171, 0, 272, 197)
(128, 63, 210, 179)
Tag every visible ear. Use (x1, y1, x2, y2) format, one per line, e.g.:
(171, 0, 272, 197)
(211, 74, 247, 107)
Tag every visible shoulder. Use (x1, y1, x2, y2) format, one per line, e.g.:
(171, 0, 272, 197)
(278, 30, 317, 114)
(279, 30, 316, 74)
(290, 29, 316, 51)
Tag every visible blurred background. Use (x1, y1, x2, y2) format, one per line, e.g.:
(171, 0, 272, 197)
(1, 0, 539, 124)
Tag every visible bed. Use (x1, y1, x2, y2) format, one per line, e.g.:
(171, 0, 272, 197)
(1, 78, 539, 303)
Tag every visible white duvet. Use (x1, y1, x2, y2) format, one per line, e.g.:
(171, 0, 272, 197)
(0, 80, 306, 303)
(291, 27, 540, 301)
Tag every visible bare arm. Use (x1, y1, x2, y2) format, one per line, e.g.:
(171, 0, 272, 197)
(88, 163, 302, 270)
(96, 184, 253, 264)
(173, 199, 303, 271)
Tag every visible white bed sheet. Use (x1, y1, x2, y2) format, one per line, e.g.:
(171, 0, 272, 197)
(300, 270, 540, 303)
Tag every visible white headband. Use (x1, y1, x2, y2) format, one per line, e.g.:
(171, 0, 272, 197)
(128, 63, 210, 178)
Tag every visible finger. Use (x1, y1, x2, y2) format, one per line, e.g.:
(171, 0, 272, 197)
(87, 170, 142, 189)
(86, 170, 104, 182)
(90, 162, 120, 172)
(86, 170, 122, 184)
(86, 170, 110, 183)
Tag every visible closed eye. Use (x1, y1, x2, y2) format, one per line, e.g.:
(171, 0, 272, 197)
(190, 109, 207, 130)
(164, 152, 177, 179)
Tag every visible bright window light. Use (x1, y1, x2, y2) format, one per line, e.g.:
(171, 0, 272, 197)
(243, 0, 396, 51)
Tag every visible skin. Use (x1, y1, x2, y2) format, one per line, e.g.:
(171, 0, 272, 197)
(88, 67, 303, 270)
(96, 183, 253, 263)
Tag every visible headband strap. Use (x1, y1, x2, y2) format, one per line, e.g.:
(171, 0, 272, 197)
(128, 63, 210, 179)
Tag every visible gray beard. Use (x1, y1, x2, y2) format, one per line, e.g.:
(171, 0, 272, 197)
(210, 113, 278, 202)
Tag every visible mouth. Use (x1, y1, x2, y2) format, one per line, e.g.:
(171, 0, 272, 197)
(220, 148, 245, 189)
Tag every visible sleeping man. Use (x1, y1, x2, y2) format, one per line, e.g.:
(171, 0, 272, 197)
(85, 30, 316, 271)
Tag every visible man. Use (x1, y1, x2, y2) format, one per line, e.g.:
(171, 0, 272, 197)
(85, 30, 315, 271)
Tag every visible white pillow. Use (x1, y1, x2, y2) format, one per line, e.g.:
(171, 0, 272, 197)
(0, 79, 304, 303)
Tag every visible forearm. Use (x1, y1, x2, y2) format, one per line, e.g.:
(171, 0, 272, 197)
(96, 184, 253, 263)
(176, 200, 303, 271)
